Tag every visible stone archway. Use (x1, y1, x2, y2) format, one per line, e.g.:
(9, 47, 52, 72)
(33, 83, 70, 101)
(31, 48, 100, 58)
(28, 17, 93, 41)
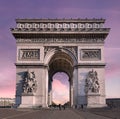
(48, 51, 74, 106)
(12, 18, 110, 108)
(44, 47, 77, 107)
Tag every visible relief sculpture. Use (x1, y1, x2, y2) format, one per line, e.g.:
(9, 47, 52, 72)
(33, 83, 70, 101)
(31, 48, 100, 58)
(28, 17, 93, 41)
(85, 69, 100, 94)
(81, 49, 101, 60)
(23, 70, 37, 94)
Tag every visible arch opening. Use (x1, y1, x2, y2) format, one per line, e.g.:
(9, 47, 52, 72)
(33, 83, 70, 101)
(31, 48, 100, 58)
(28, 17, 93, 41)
(52, 72, 69, 105)
(48, 51, 74, 107)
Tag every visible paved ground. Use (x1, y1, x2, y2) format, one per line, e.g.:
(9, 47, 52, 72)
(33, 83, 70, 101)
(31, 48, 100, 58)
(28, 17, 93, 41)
(88, 108, 120, 119)
(0, 108, 119, 119)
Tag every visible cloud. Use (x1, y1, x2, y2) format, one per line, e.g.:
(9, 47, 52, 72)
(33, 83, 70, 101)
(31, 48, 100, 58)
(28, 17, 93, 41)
(52, 79, 69, 104)
(0, 65, 16, 98)
(0, 0, 120, 100)
(106, 74, 120, 98)
(105, 48, 120, 75)
(53, 72, 69, 85)
(105, 48, 120, 98)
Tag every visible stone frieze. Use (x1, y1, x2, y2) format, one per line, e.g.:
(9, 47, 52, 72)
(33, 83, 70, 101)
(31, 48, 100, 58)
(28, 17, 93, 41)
(81, 49, 101, 61)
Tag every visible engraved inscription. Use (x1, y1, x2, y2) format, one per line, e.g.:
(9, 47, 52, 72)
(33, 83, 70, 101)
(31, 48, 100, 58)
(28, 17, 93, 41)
(19, 49, 40, 60)
(81, 49, 101, 60)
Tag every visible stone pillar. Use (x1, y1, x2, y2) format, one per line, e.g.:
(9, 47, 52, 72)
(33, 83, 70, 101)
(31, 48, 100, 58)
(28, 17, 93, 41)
(48, 79, 52, 106)
(73, 67, 78, 107)
(49, 89, 52, 105)
(44, 66, 49, 107)
(70, 78, 73, 107)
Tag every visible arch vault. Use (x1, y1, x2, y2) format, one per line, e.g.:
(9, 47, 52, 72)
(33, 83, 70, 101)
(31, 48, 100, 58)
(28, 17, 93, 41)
(47, 48, 76, 106)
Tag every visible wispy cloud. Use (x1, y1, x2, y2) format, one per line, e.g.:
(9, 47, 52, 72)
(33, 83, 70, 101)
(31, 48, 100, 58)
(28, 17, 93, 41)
(52, 79, 69, 104)
(0, 0, 120, 100)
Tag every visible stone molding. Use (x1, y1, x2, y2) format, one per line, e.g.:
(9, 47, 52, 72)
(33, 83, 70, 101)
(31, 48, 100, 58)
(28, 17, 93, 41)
(15, 63, 48, 68)
(15, 18, 106, 23)
(22, 93, 34, 96)
(16, 38, 105, 44)
(74, 63, 106, 68)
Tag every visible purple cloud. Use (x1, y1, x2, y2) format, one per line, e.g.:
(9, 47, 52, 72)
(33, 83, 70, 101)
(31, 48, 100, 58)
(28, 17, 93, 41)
(0, 0, 120, 100)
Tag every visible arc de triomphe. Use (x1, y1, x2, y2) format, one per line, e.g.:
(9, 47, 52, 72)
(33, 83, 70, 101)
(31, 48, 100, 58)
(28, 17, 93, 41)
(11, 18, 110, 108)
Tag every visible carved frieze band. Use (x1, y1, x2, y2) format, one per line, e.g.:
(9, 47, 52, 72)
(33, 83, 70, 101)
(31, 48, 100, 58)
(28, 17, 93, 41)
(16, 38, 104, 43)
(81, 49, 101, 61)
(19, 49, 40, 60)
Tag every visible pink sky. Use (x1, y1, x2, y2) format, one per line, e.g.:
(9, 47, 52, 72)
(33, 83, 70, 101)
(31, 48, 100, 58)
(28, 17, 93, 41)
(52, 72, 69, 104)
(0, 0, 120, 103)
(52, 79, 69, 104)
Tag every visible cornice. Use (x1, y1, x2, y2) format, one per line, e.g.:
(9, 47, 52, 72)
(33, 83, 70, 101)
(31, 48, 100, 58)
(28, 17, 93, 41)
(74, 63, 106, 68)
(15, 63, 48, 68)
(15, 18, 105, 23)
(11, 28, 110, 40)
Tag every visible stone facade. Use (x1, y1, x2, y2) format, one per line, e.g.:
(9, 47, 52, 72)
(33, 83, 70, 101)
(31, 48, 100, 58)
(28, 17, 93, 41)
(11, 18, 110, 108)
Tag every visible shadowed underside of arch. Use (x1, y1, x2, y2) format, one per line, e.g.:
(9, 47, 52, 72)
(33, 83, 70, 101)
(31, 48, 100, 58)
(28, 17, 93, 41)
(48, 51, 74, 106)
(49, 51, 74, 79)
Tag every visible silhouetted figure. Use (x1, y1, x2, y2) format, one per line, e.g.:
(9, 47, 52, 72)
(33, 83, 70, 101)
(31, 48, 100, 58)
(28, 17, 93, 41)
(59, 104, 61, 110)
(81, 104, 84, 109)
(75, 105, 77, 109)
(63, 105, 66, 110)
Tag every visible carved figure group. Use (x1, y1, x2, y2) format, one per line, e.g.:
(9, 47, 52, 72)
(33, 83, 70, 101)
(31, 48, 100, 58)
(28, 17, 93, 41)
(23, 71, 37, 94)
(85, 69, 100, 93)
(82, 50, 100, 59)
